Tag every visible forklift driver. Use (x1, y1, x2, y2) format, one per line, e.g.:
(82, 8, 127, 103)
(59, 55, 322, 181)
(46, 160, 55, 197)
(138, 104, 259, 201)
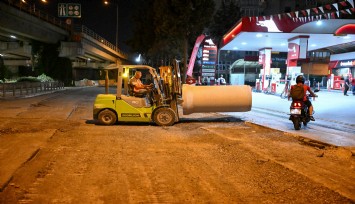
(129, 71, 154, 96)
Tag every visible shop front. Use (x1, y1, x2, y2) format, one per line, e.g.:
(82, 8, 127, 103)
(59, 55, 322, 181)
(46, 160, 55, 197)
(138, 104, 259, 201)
(328, 58, 355, 89)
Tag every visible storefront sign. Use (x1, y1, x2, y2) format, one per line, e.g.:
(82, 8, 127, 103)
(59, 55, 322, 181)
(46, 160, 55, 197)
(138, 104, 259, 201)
(202, 69, 215, 73)
(202, 73, 215, 77)
(339, 60, 355, 67)
(202, 61, 215, 65)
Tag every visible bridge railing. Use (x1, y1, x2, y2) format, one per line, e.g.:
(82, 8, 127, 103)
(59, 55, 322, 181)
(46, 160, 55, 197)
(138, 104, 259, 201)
(3, 0, 71, 31)
(2, 0, 129, 60)
(74, 25, 128, 59)
(0, 81, 65, 98)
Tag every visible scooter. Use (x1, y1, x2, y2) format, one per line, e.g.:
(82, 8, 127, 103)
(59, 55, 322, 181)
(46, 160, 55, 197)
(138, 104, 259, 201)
(289, 93, 317, 130)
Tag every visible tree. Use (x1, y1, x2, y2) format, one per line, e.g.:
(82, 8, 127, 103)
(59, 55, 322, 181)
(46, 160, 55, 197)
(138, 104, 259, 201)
(128, 0, 215, 82)
(31, 41, 73, 85)
(127, 0, 155, 57)
(155, 0, 215, 82)
(208, 1, 241, 46)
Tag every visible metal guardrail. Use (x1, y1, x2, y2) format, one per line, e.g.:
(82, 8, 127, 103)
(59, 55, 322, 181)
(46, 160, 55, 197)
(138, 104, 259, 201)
(2, 0, 71, 31)
(75, 25, 128, 59)
(0, 82, 65, 98)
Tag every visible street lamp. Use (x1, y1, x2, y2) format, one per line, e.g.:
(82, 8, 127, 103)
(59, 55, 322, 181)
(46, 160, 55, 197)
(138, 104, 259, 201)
(21, 0, 47, 4)
(104, 0, 119, 51)
(20, 0, 48, 12)
(136, 54, 141, 62)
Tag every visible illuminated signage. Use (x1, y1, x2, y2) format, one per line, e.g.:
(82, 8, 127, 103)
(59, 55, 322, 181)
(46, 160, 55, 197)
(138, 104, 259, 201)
(203, 45, 216, 48)
(202, 69, 215, 73)
(202, 65, 214, 69)
(340, 60, 355, 67)
(58, 3, 81, 18)
(287, 43, 300, 60)
(256, 17, 281, 32)
(201, 38, 217, 77)
(202, 73, 215, 77)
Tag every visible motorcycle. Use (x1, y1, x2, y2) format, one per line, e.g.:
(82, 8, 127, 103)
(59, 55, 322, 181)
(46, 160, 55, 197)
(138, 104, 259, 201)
(289, 93, 318, 130)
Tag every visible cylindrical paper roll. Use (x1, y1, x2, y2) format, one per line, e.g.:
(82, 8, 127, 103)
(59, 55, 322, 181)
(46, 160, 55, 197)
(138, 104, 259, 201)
(182, 85, 252, 115)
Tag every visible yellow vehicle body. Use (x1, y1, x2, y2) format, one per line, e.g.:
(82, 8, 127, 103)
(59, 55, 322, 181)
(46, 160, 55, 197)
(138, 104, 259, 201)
(93, 94, 155, 123)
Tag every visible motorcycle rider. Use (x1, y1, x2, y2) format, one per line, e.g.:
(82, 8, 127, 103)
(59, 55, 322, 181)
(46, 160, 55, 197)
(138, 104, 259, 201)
(288, 75, 317, 121)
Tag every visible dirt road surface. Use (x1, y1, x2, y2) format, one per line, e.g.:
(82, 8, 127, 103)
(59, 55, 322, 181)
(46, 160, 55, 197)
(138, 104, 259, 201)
(0, 87, 354, 203)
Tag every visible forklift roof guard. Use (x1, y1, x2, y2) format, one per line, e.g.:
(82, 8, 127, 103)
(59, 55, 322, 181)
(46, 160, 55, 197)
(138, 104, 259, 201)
(102, 64, 161, 98)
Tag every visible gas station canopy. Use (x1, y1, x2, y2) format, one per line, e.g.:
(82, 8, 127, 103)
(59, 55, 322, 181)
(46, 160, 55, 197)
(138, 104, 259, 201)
(220, 6, 355, 53)
(219, 0, 355, 92)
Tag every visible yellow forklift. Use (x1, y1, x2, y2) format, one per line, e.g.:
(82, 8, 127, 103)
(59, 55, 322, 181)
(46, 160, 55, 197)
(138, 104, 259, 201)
(93, 60, 182, 126)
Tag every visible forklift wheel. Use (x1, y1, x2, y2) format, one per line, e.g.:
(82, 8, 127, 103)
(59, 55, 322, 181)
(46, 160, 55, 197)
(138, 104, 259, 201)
(98, 109, 117, 125)
(153, 107, 176, 126)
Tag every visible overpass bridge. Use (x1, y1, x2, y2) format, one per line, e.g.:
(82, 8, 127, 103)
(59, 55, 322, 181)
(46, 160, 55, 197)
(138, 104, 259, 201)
(0, 1, 130, 80)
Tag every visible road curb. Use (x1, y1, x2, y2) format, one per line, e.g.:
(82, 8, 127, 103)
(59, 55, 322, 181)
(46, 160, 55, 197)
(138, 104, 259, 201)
(297, 136, 332, 149)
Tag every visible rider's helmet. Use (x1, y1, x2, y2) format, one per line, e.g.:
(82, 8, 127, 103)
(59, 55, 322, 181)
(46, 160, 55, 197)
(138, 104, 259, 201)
(296, 75, 305, 84)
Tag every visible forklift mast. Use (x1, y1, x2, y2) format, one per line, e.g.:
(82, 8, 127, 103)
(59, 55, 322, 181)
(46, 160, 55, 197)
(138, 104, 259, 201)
(157, 60, 182, 117)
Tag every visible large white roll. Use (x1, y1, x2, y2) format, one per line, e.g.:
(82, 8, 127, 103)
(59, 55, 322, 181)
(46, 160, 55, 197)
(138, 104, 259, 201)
(182, 84, 252, 115)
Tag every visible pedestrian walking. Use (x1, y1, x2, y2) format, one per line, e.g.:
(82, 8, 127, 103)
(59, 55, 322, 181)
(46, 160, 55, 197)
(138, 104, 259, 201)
(217, 75, 226, 85)
(344, 77, 350, 96)
(352, 77, 355, 95)
(280, 80, 290, 99)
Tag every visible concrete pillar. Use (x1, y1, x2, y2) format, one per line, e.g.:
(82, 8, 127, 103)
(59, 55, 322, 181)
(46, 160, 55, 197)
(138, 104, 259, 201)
(286, 35, 309, 79)
(259, 48, 272, 90)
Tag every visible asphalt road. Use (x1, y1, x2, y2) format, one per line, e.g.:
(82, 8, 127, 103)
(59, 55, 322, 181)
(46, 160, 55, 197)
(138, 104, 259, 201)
(0, 87, 354, 203)
(227, 90, 355, 148)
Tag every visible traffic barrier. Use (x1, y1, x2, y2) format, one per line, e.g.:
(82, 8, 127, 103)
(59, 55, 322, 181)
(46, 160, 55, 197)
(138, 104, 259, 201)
(0, 81, 64, 98)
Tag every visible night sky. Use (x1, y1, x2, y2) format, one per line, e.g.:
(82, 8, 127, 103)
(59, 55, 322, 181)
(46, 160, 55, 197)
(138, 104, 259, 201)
(34, 0, 135, 52)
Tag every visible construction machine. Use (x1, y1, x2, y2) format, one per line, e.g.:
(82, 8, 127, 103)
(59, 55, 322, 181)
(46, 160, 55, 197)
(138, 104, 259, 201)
(93, 60, 182, 126)
(93, 60, 252, 126)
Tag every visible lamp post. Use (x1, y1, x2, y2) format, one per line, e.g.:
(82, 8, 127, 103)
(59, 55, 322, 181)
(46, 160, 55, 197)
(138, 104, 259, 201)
(104, 0, 119, 50)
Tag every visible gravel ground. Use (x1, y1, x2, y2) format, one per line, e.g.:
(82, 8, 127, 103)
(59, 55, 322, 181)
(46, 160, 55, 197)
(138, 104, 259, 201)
(0, 87, 354, 203)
